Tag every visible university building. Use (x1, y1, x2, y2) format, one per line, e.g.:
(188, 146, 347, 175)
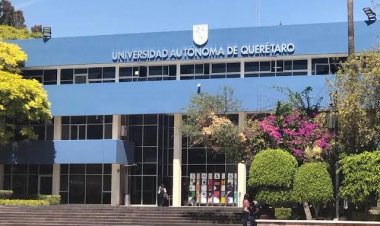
(1, 21, 379, 206)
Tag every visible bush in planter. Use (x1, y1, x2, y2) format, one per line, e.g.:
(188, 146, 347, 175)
(0, 190, 13, 199)
(0, 199, 49, 206)
(37, 195, 60, 205)
(275, 207, 292, 220)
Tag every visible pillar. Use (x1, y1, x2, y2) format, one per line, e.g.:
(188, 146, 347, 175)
(52, 164, 60, 195)
(111, 164, 121, 206)
(237, 112, 247, 207)
(53, 116, 62, 140)
(172, 114, 182, 207)
(112, 115, 121, 140)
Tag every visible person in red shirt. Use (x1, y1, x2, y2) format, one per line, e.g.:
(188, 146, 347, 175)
(242, 194, 250, 226)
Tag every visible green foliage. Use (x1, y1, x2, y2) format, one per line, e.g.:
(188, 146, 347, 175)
(248, 149, 297, 188)
(274, 207, 292, 220)
(292, 162, 333, 205)
(0, 70, 51, 146)
(0, 41, 27, 74)
(0, 199, 49, 206)
(0, 25, 42, 40)
(0, 190, 13, 199)
(339, 150, 380, 204)
(37, 195, 61, 205)
(331, 50, 380, 154)
(255, 189, 293, 207)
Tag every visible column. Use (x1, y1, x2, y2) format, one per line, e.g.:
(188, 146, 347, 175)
(53, 116, 62, 140)
(176, 63, 181, 80)
(307, 57, 312, 75)
(112, 115, 121, 140)
(111, 164, 121, 206)
(240, 59, 245, 78)
(52, 164, 60, 195)
(237, 112, 247, 207)
(172, 114, 182, 207)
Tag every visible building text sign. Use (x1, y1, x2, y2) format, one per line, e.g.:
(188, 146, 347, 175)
(112, 43, 295, 63)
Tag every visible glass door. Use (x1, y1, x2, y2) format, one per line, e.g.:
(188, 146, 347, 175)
(38, 175, 52, 195)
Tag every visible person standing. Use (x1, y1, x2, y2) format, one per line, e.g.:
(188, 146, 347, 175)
(242, 194, 250, 226)
(249, 200, 260, 226)
(157, 183, 167, 206)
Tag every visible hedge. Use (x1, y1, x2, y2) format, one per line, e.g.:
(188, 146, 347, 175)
(0, 190, 13, 199)
(275, 207, 292, 220)
(0, 199, 49, 206)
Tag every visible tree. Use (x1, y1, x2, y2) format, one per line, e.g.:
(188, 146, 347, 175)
(332, 50, 380, 155)
(0, 41, 51, 147)
(339, 151, 380, 211)
(0, 0, 25, 29)
(248, 149, 297, 207)
(292, 162, 333, 219)
(0, 25, 42, 40)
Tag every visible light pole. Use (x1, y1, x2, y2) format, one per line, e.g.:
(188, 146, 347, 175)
(328, 102, 339, 220)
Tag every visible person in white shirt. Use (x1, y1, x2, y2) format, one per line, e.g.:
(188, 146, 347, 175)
(157, 183, 167, 206)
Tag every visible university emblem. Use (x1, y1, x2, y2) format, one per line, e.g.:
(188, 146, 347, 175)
(193, 24, 208, 46)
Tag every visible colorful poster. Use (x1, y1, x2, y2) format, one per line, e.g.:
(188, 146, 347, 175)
(221, 173, 226, 204)
(188, 173, 196, 205)
(234, 173, 238, 205)
(201, 173, 207, 203)
(227, 173, 234, 204)
(196, 173, 201, 203)
(213, 173, 220, 204)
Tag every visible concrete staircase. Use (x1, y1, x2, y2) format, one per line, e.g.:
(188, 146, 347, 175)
(0, 205, 242, 226)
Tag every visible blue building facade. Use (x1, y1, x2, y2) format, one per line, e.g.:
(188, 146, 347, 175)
(1, 21, 379, 206)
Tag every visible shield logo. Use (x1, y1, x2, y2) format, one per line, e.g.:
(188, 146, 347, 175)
(193, 24, 208, 46)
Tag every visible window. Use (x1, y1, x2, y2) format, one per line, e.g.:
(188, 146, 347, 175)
(61, 115, 112, 140)
(31, 119, 54, 140)
(120, 65, 176, 82)
(312, 57, 346, 75)
(22, 70, 57, 85)
(245, 59, 308, 77)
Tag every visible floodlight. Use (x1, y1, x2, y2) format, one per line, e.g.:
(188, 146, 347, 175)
(43, 27, 52, 39)
(363, 7, 376, 21)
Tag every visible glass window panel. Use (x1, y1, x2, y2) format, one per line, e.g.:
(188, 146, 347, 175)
(13, 165, 28, 174)
(39, 165, 53, 174)
(79, 125, 86, 139)
(149, 66, 163, 76)
(162, 66, 169, 75)
(69, 175, 85, 203)
(180, 65, 194, 74)
(70, 126, 78, 140)
(143, 147, 157, 162)
(135, 147, 142, 162)
(103, 175, 111, 191)
(293, 60, 307, 70)
(87, 125, 103, 139)
(104, 125, 112, 139)
(61, 164, 69, 174)
(46, 124, 54, 140)
(28, 175, 38, 194)
(211, 63, 226, 73)
(245, 62, 259, 72)
(43, 70, 57, 84)
(103, 67, 115, 79)
(144, 115, 157, 124)
(87, 115, 102, 124)
(61, 69, 73, 81)
(260, 61, 271, 71)
(139, 66, 147, 77)
(102, 192, 111, 204)
(284, 61, 292, 71)
(62, 116, 70, 124)
(74, 69, 87, 74)
(88, 68, 102, 80)
(187, 165, 206, 173)
(120, 67, 132, 77)
(128, 115, 143, 125)
(227, 63, 240, 72)
(71, 116, 86, 124)
(142, 176, 156, 205)
(194, 64, 204, 74)
(143, 164, 157, 175)
(4, 175, 11, 190)
(29, 165, 39, 174)
(204, 64, 210, 74)
(143, 126, 157, 146)
(130, 164, 142, 175)
(86, 164, 102, 174)
(70, 164, 85, 174)
(128, 126, 142, 146)
(188, 148, 206, 164)
(60, 175, 68, 191)
(60, 192, 68, 204)
(86, 175, 102, 204)
(12, 175, 27, 194)
(103, 164, 111, 174)
(62, 125, 70, 140)
(276, 60, 284, 72)
(104, 115, 112, 123)
(74, 75, 87, 84)
(129, 176, 142, 204)
(167, 65, 175, 76)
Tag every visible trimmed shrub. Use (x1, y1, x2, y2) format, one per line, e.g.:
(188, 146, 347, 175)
(255, 189, 292, 207)
(37, 195, 60, 205)
(0, 199, 49, 206)
(0, 190, 13, 199)
(249, 149, 297, 188)
(275, 207, 292, 220)
(292, 162, 333, 204)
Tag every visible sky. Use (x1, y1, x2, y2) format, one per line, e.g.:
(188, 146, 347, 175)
(10, 0, 379, 38)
